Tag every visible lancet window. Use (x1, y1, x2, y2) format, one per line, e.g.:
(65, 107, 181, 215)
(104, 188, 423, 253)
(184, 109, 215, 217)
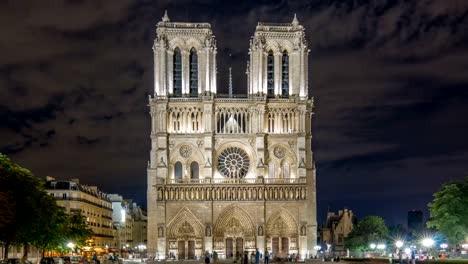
(267, 50, 274, 97)
(189, 48, 198, 97)
(281, 50, 289, 97)
(169, 107, 203, 133)
(267, 108, 298, 134)
(175, 161, 183, 179)
(282, 163, 290, 178)
(173, 48, 182, 96)
(215, 108, 251, 134)
(190, 161, 199, 179)
(269, 162, 275, 178)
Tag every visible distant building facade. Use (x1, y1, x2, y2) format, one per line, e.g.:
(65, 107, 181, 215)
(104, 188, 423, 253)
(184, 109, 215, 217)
(407, 210, 423, 231)
(320, 209, 354, 252)
(147, 12, 317, 260)
(45, 177, 115, 250)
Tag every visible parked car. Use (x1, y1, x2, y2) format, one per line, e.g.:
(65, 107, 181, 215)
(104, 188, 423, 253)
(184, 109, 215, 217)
(0, 259, 33, 264)
(69, 256, 81, 264)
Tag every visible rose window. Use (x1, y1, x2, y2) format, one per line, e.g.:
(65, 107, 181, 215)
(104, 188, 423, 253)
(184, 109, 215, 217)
(218, 147, 250, 178)
(179, 145, 192, 158)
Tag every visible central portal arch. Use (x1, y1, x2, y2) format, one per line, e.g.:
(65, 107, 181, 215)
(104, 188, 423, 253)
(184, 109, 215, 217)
(214, 205, 256, 259)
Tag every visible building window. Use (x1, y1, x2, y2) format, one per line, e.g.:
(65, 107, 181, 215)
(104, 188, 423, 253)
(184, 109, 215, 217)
(268, 162, 275, 178)
(190, 161, 199, 179)
(63, 193, 67, 199)
(173, 48, 182, 96)
(281, 50, 289, 97)
(267, 50, 274, 97)
(283, 162, 290, 178)
(174, 161, 183, 179)
(189, 48, 198, 97)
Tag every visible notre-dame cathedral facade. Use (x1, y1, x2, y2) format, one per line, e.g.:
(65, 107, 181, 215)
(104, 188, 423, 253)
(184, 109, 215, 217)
(147, 12, 317, 260)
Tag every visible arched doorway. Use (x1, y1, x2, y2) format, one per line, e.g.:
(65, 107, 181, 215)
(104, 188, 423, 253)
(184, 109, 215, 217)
(213, 205, 256, 259)
(167, 208, 204, 259)
(266, 208, 298, 258)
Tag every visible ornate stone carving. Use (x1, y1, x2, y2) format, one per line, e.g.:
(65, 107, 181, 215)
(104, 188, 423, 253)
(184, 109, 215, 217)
(273, 146, 286, 159)
(179, 145, 192, 158)
(300, 224, 307, 236)
(197, 139, 204, 148)
(169, 141, 175, 148)
(205, 225, 212, 237)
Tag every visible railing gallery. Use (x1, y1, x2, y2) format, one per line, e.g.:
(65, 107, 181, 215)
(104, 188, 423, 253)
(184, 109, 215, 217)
(161, 177, 306, 185)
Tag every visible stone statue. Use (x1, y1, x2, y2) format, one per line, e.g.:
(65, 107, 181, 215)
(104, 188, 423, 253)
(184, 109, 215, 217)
(258, 225, 264, 236)
(206, 225, 212, 237)
(301, 225, 306, 236)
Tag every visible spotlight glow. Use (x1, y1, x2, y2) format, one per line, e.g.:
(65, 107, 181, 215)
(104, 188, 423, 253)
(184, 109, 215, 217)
(370, 243, 376, 249)
(395, 241, 404, 248)
(421, 238, 434, 248)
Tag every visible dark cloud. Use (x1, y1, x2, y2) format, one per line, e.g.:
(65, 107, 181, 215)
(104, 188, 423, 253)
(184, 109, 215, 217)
(0, 0, 467, 225)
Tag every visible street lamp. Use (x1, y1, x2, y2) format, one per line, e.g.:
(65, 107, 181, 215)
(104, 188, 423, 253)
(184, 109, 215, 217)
(370, 243, 377, 250)
(440, 243, 448, 250)
(67, 242, 75, 256)
(421, 238, 434, 248)
(377, 244, 386, 250)
(395, 241, 404, 249)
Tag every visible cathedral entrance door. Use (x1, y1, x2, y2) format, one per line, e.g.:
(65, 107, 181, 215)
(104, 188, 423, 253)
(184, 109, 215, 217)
(281, 237, 289, 253)
(272, 237, 279, 255)
(178, 241, 186, 259)
(188, 240, 195, 259)
(226, 238, 233, 259)
(236, 237, 244, 256)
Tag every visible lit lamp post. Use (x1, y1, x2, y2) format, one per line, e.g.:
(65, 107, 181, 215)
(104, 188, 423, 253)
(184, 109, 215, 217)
(67, 242, 75, 256)
(421, 238, 434, 258)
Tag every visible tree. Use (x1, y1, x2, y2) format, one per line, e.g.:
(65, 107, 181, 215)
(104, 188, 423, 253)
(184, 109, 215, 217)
(0, 153, 46, 258)
(65, 210, 94, 249)
(427, 177, 468, 245)
(344, 216, 389, 251)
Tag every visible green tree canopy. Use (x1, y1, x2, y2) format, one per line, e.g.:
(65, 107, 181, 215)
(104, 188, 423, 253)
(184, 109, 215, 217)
(427, 177, 468, 245)
(344, 216, 389, 251)
(0, 153, 93, 258)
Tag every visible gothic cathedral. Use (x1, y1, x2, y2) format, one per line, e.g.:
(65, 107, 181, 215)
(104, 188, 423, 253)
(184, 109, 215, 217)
(147, 12, 317, 260)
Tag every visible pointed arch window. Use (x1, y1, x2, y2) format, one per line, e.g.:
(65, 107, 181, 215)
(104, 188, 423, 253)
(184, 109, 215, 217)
(281, 50, 289, 97)
(174, 161, 183, 179)
(282, 162, 290, 178)
(267, 50, 274, 97)
(190, 161, 199, 179)
(173, 48, 182, 97)
(189, 48, 198, 97)
(268, 162, 275, 178)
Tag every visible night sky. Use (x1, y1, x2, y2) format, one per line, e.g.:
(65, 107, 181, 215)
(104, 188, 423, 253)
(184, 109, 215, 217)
(1, 0, 468, 226)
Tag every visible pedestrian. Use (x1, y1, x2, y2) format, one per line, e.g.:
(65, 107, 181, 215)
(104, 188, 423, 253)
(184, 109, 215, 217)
(398, 250, 402, 264)
(205, 251, 211, 264)
(92, 253, 100, 264)
(411, 251, 415, 264)
(243, 252, 248, 264)
(255, 249, 260, 264)
(264, 250, 269, 264)
(213, 251, 218, 264)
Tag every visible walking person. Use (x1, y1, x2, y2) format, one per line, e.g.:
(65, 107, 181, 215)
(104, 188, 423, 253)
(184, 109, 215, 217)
(255, 249, 260, 264)
(213, 251, 218, 264)
(264, 250, 269, 264)
(205, 251, 211, 264)
(243, 252, 248, 264)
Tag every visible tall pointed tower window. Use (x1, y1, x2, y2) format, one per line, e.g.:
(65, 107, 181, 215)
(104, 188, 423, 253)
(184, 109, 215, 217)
(267, 50, 274, 97)
(173, 48, 182, 97)
(189, 48, 198, 97)
(174, 161, 183, 179)
(281, 50, 289, 97)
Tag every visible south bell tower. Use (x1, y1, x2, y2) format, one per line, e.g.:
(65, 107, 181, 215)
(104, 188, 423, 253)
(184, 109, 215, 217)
(148, 12, 317, 260)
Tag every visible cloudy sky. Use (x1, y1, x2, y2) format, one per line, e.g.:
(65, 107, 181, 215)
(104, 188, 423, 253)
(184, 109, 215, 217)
(1, 0, 467, 225)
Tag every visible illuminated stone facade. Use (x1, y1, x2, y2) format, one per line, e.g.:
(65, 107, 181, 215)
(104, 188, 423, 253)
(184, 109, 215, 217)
(147, 12, 317, 260)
